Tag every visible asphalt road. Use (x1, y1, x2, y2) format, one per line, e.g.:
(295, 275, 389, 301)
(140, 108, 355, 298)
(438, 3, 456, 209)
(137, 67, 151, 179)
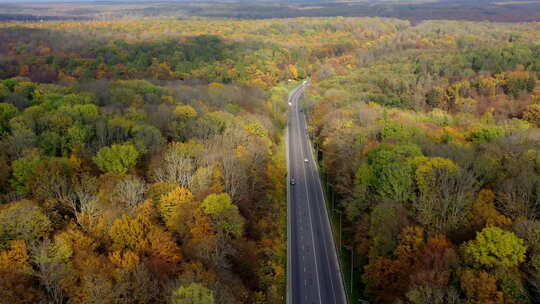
(286, 83, 347, 304)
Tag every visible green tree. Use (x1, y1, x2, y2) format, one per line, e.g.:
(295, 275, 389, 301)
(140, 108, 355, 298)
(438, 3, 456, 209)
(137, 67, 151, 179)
(170, 283, 215, 304)
(0, 200, 51, 248)
(201, 193, 244, 238)
(464, 227, 526, 268)
(200, 192, 244, 267)
(66, 125, 92, 150)
(13, 81, 36, 100)
(365, 143, 422, 203)
(0, 103, 18, 135)
(380, 121, 423, 141)
(10, 150, 42, 194)
(60, 103, 99, 123)
(131, 124, 164, 153)
(468, 126, 505, 144)
(38, 131, 66, 156)
(376, 161, 415, 203)
(350, 164, 374, 214)
(0, 83, 9, 100)
(93, 143, 139, 175)
(367, 143, 423, 179)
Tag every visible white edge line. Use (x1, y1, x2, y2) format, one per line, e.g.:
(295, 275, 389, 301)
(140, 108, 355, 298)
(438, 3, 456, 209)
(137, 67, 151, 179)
(301, 84, 349, 304)
(286, 95, 292, 304)
(305, 132, 337, 301)
(285, 84, 301, 304)
(295, 88, 323, 304)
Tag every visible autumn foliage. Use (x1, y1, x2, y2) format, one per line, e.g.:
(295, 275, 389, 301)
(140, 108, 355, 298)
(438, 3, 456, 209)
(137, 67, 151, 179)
(303, 17, 540, 304)
(0, 14, 539, 304)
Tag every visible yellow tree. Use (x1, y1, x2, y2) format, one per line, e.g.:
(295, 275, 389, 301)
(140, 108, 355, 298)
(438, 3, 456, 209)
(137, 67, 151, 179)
(109, 201, 182, 276)
(0, 240, 42, 303)
(158, 186, 198, 238)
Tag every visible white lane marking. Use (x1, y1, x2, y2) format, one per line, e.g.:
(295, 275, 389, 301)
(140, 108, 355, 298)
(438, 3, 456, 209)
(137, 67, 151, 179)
(300, 111, 337, 303)
(306, 161, 337, 302)
(300, 91, 347, 303)
(287, 85, 307, 304)
(294, 88, 323, 304)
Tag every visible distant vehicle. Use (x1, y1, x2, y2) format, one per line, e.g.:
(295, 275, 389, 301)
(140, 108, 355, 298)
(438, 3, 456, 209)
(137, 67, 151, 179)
(290, 178, 296, 185)
(303, 80, 307, 85)
(288, 102, 292, 106)
(304, 158, 309, 163)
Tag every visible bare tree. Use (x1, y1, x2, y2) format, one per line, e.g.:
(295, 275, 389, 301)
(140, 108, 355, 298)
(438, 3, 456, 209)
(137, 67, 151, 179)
(1, 126, 36, 159)
(201, 127, 250, 201)
(111, 264, 160, 304)
(70, 174, 103, 232)
(416, 168, 479, 234)
(79, 274, 114, 304)
(30, 158, 73, 203)
(114, 175, 146, 212)
(191, 166, 214, 194)
(151, 147, 195, 188)
(244, 139, 270, 198)
(497, 164, 539, 220)
(30, 239, 66, 304)
(220, 151, 246, 201)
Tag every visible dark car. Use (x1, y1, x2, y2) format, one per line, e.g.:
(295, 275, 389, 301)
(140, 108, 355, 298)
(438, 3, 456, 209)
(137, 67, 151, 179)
(290, 178, 296, 185)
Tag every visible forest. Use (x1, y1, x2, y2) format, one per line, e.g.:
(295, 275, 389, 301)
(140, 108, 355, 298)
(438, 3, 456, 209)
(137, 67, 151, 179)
(0, 17, 395, 304)
(0, 14, 539, 304)
(0, 18, 308, 304)
(305, 19, 540, 303)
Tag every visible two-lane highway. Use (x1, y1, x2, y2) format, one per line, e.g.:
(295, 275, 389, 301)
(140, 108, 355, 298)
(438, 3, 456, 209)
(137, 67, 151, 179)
(286, 83, 347, 304)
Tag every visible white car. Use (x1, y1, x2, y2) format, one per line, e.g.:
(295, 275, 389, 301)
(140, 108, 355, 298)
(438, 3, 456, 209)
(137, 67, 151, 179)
(288, 102, 292, 106)
(304, 158, 309, 163)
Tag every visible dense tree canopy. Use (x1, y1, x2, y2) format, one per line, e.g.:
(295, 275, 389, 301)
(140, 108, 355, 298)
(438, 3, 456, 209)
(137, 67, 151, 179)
(303, 17, 540, 304)
(0, 15, 539, 304)
(0, 17, 299, 302)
